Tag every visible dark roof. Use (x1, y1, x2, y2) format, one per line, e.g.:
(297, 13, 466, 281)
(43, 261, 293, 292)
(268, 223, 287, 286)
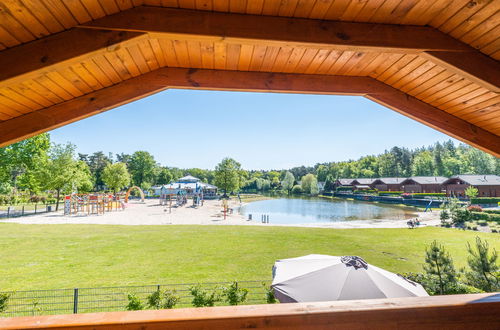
(353, 178, 376, 185)
(445, 175, 500, 186)
(402, 176, 448, 185)
(337, 179, 355, 185)
(373, 177, 405, 184)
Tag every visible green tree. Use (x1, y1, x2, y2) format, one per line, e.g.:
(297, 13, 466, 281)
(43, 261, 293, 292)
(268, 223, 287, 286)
(157, 167, 173, 185)
(281, 171, 295, 194)
(214, 158, 241, 195)
(423, 241, 458, 295)
(301, 173, 318, 195)
(465, 237, 499, 292)
(411, 151, 434, 176)
(41, 143, 93, 210)
(464, 186, 478, 199)
(128, 151, 157, 189)
(102, 162, 131, 194)
(85, 151, 112, 190)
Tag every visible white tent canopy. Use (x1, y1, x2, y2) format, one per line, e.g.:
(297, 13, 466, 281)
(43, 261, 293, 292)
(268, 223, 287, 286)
(271, 254, 428, 303)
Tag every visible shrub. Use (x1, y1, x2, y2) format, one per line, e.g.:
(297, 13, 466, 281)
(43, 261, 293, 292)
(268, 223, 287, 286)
(472, 226, 478, 231)
(470, 197, 500, 205)
(484, 209, 500, 215)
(467, 205, 482, 212)
(488, 214, 500, 223)
(440, 210, 450, 224)
(378, 191, 403, 196)
(451, 209, 471, 224)
(471, 212, 489, 221)
(126, 293, 144, 311)
(477, 220, 488, 226)
(0, 292, 9, 313)
(412, 193, 446, 198)
(147, 289, 180, 309)
(189, 285, 221, 307)
(222, 281, 248, 306)
(291, 185, 303, 194)
(262, 283, 277, 304)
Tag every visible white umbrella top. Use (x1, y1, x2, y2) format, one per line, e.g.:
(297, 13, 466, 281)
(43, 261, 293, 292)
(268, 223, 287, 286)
(271, 255, 428, 303)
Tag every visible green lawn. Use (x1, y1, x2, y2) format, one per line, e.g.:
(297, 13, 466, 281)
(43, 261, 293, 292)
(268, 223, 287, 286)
(0, 223, 498, 291)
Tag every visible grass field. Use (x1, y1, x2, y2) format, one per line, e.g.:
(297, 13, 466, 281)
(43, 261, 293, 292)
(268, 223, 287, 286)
(0, 223, 498, 291)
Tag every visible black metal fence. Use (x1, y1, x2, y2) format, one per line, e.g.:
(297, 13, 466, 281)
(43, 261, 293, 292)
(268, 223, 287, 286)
(0, 203, 58, 219)
(1, 281, 271, 317)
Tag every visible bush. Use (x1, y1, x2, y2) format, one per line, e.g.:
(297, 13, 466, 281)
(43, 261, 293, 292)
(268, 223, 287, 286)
(189, 285, 221, 307)
(471, 212, 489, 220)
(467, 205, 483, 212)
(378, 191, 403, 196)
(126, 293, 144, 311)
(488, 214, 500, 223)
(484, 209, 500, 215)
(470, 197, 500, 205)
(291, 185, 303, 194)
(222, 281, 248, 306)
(451, 209, 471, 224)
(262, 283, 277, 304)
(477, 220, 488, 226)
(0, 292, 9, 313)
(147, 289, 180, 309)
(412, 193, 446, 198)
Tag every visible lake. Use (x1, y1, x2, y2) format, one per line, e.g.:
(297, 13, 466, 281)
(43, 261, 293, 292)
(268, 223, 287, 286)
(238, 197, 417, 225)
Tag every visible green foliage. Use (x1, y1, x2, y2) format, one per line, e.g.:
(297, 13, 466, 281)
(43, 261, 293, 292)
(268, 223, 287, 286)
(301, 173, 319, 195)
(471, 197, 500, 205)
(451, 209, 471, 225)
(464, 186, 479, 199)
(127, 151, 158, 189)
(189, 285, 221, 307)
(147, 289, 180, 309)
(423, 241, 458, 295)
(102, 162, 131, 193)
(465, 237, 499, 292)
(214, 158, 242, 194)
(157, 167, 173, 185)
(0, 292, 10, 313)
(222, 281, 248, 306)
(291, 184, 303, 194)
(484, 209, 500, 215)
(126, 293, 144, 311)
(440, 210, 450, 226)
(263, 283, 277, 304)
(471, 212, 489, 221)
(281, 171, 295, 194)
(378, 191, 403, 196)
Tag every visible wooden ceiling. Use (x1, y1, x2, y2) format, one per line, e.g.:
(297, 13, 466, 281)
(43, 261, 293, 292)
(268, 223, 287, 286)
(0, 0, 499, 156)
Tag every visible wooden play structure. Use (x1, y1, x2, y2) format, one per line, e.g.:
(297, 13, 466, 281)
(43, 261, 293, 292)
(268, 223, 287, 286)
(64, 193, 126, 216)
(124, 186, 145, 203)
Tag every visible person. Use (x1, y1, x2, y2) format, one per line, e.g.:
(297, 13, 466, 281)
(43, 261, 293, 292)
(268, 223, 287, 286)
(415, 218, 420, 227)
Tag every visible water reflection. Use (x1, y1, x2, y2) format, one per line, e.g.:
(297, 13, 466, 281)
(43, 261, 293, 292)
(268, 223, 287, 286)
(239, 197, 417, 224)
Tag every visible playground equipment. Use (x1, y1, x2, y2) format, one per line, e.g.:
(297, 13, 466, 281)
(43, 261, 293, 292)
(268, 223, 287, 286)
(64, 193, 126, 216)
(124, 186, 145, 203)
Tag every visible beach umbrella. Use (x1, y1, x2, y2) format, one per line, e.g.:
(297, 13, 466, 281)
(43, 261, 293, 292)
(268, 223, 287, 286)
(271, 254, 428, 303)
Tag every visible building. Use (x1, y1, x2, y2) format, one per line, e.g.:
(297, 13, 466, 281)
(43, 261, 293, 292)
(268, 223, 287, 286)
(371, 178, 405, 191)
(443, 175, 500, 198)
(400, 176, 448, 194)
(154, 175, 218, 199)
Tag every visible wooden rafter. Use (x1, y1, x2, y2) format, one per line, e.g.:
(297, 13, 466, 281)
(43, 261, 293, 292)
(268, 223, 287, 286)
(77, 6, 500, 92)
(0, 29, 147, 87)
(1, 68, 498, 157)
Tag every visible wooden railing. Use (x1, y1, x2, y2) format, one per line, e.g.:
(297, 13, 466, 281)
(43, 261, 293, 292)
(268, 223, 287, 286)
(0, 293, 499, 329)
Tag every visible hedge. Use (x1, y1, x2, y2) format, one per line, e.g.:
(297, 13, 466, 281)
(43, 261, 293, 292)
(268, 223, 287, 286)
(378, 191, 403, 196)
(489, 214, 500, 223)
(470, 197, 500, 205)
(353, 189, 377, 194)
(471, 212, 489, 220)
(484, 209, 500, 215)
(411, 193, 446, 197)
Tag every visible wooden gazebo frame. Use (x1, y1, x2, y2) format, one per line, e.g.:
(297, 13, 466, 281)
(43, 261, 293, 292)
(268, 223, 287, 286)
(0, 1, 498, 328)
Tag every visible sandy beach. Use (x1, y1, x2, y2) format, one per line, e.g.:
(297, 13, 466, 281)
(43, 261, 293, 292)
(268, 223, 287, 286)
(0, 198, 440, 228)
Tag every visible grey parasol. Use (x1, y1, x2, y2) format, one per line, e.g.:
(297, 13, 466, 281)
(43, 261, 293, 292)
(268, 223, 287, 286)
(271, 254, 428, 303)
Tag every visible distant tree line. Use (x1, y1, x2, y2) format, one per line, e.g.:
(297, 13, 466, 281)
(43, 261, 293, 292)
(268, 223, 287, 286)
(1, 134, 499, 205)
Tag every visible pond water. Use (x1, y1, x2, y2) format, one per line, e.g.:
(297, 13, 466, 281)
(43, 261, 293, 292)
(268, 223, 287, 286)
(238, 197, 417, 225)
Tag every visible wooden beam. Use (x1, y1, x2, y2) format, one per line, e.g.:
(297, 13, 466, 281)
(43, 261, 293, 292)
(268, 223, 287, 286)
(79, 6, 470, 53)
(422, 51, 500, 93)
(0, 293, 498, 329)
(0, 28, 146, 87)
(1, 68, 498, 157)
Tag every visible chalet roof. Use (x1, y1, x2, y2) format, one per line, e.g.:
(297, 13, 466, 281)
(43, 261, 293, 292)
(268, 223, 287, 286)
(373, 178, 405, 185)
(402, 177, 448, 185)
(177, 175, 200, 183)
(353, 178, 376, 185)
(338, 179, 355, 186)
(445, 175, 500, 186)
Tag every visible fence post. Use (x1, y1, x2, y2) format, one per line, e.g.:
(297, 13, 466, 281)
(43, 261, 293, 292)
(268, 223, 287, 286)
(35, 204, 37, 214)
(22, 205, 24, 216)
(73, 288, 79, 314)
(7, 207, 10, 218)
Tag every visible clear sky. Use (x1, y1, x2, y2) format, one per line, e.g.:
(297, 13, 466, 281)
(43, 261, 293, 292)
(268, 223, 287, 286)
(49, 89, 458, 170)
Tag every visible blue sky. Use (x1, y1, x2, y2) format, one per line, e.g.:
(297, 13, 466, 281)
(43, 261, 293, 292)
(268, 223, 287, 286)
(50, 89, 458, 170)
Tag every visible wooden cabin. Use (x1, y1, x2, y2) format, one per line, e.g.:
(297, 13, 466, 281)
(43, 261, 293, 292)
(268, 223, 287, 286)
(443, 175, 500, 198)
(401, 176, 448, 194)
(0, 0, 499, 328)
(372, 178, 405, 192)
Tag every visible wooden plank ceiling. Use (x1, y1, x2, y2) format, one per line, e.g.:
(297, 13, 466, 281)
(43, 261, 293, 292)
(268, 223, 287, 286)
(0, 0, 499, 156)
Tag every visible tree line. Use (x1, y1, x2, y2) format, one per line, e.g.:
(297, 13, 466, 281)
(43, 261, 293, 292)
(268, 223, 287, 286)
(1, 134, 499, 205)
